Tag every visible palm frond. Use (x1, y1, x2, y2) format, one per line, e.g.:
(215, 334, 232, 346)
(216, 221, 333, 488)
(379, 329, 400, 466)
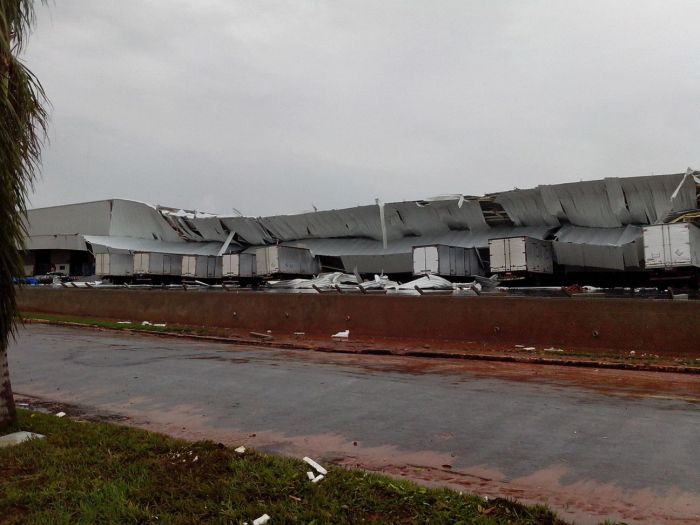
(0, 0, 49, 350)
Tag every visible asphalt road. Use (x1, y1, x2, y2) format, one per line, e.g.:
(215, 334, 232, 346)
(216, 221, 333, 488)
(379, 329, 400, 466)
(8, 324, 700, 525)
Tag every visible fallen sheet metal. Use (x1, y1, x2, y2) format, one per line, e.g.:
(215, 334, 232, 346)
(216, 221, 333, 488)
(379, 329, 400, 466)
(396, 275, 455, 290)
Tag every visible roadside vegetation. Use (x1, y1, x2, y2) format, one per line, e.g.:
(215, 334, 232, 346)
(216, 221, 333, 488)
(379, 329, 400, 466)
(0, 410, 570, 525)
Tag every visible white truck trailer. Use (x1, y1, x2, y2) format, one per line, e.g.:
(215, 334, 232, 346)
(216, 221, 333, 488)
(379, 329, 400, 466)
(412, 245, 483, 277)
(181, 255, 223, 280)
(222, 252, 256, 278)
(253, 246, 319, 277)
(643, 223, 700, 269)
(95, 253, 133, 278)
(488, 236, 553, 275)
(133, 252, 182, 276)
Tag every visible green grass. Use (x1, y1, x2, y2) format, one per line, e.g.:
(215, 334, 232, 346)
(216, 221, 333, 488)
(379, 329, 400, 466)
(0, 410, 569, 525)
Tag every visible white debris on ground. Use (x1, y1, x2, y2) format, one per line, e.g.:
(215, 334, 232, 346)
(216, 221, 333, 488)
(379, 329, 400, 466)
(141, 321, 152, 326)
(234, 446, 246, 454)
(396, 274, 454, 290)
(153, 323, 167, 327)
(116, 321, 132, 324)
(306, 471, 316, 481)
(252, 514, 271, 525)
(264, 271, 482, 294)
(331, 330, 349, 340)
(303, 456, 328, 475)
(0, 431, 45, 448)
(55, 411, 66, 418)
(266, 272, 360, 289)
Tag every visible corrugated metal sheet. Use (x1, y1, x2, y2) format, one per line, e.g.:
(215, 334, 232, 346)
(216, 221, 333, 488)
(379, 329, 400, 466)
(257, 198, 490, 243)
(219, 217, 275, 245)
(83, 236, 228, 256)
(23, 172, 698, 270)
(497, 173, 697, 228)
(283, 226, 553, 257)
(553, 224, 644, 270)
(25, 200, 112, 237)
(109, 199, 184, 242)
(24, 234, 88, 251)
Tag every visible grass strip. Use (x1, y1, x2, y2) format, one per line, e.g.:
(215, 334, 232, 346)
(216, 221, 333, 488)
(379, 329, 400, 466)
(0, 410, 568, 525)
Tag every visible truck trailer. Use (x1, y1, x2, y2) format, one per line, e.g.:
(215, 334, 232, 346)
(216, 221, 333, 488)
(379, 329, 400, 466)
(488, 236, 553, 276)
(643, 223, 700, 269)
(412, 245, 483, 277)
(253, 246, 319, 277)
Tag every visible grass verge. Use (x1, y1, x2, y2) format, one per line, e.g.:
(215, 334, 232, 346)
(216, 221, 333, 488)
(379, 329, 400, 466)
(0, 410, 568, 525)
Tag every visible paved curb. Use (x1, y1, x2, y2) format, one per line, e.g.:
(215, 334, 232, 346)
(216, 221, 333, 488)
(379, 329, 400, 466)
(24, 318, 700, 375)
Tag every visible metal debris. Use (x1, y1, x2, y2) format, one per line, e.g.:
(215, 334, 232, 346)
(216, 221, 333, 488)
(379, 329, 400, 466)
(252, 514, 271, 525)
(303, 456, 328, 475)
(331, 330, 349, 340)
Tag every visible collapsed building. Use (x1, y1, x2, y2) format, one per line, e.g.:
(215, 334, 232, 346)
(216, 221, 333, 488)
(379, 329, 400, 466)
(22, 170, 700, 286)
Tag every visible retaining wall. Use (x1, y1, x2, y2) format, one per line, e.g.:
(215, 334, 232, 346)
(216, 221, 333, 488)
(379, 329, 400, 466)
(17, 288, 700, 354)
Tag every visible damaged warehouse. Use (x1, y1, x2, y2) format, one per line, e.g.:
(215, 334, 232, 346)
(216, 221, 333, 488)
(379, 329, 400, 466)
(19, 169, 700, 288)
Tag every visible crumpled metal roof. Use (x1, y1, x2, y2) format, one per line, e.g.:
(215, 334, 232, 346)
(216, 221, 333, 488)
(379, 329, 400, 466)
(496, 172, 698, 228)
(83, 235, 229, 256)
(552, 225, 644, 270)
(256, 198, 489, 243)
(554, 224, 643, 246)
(25, 172, 699, 268)
(283, 226, 553, 256)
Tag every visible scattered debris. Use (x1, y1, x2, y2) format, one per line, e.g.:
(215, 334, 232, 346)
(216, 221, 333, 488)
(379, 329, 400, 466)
(311, 474, 325, 483)
(523, 347, 536, 351)
(153, 323, 167, 328)
(252, 514, 271, 525)
(116, 321, 131, 325)
(544, 347, 564, 353)
(250, 331, 273, 340)
(332, 330, 349, 340)
(303, 456, 328, 475)
(55, 411, 66, 418)
(293, 332, 305, 336)
(629, 350, 636, 356)
(0, 431, 45, 448)
(397, 274, 455, 291)
(514, 344, 525, 348)
(141, 321, 152, 326)
(234, 446, 246, 454)
(306, 471, 316, 481)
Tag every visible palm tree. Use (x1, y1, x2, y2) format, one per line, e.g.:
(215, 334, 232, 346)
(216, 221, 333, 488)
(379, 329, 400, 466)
(0, 0, 48, 431)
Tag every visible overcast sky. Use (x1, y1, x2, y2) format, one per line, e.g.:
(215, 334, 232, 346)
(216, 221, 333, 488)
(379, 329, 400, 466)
(25, 1, 700, 216)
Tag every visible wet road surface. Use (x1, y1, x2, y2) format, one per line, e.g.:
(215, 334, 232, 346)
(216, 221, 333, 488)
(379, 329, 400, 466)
(9, 324, 700, 525)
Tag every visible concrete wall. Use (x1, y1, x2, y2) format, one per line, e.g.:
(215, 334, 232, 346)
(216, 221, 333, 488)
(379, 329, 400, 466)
(17, 288, 700, 354)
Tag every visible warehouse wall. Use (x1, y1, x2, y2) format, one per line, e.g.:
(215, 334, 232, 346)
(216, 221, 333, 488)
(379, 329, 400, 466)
(17, 288, 699, 354)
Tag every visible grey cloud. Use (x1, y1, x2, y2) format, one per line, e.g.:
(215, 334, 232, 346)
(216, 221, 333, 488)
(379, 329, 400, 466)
(25, 0, 700, 215)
